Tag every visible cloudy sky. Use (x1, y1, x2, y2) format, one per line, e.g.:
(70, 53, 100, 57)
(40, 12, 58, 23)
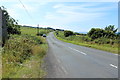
(0, 0, 118, 32)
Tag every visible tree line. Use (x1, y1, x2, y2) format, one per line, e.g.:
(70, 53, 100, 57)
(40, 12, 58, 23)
(63, 25, 119, 40)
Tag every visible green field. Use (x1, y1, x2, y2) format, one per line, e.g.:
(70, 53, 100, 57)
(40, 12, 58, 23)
(2, 27, 49, 78)
(21, 27, 53, 36)
(55, 31, 118, 54)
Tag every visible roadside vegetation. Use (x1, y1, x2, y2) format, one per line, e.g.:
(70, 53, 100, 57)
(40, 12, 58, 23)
(55, 25, 120, 54)
(1, 6, 51, 78)
(2, 35, 47, 78)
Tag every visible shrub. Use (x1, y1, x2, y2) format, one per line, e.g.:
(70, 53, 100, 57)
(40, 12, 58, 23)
(88, 27, 118, 40)
(64, 30, 73, 37)
(2, 35, 43, 64)
(94, 37, 110, 44)
(88, 28, 105, 40)
(82, 36, 92, 42)
(2, 34, 46, 78)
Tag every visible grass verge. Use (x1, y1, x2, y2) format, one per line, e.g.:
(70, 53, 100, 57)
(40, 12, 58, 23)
(54, 32, 118, 54)
(2, 34, 47, 78)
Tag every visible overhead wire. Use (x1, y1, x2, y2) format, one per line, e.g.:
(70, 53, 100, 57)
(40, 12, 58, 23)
(18, 0, 35, 23)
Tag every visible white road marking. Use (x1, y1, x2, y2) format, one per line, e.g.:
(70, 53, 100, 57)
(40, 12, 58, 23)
(57, 59, 61, 64)
(61, 66, 68, 74)
(110, 64, 118, 69)
(69, 47, 87, 55)
(114, 54, 118, 56)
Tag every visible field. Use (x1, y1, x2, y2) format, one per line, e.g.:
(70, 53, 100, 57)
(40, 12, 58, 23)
(21, 27, 53, 36)
(55, 31, 118, 54)
(2, 26, 50, 78)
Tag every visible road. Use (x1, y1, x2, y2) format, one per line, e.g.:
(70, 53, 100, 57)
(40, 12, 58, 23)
(44, 32, 118, 78)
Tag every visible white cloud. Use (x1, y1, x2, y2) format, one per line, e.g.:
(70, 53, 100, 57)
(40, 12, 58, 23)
(45, 3, 111, 24)
(43, 3, 117, 31)
(53, 3, 116, 13)
(1, 1, 117, 32)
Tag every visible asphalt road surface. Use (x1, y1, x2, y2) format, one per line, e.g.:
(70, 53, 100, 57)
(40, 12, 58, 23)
(44, 32, 118, 78)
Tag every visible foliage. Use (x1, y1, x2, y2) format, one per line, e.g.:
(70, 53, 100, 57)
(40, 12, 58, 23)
(105, 25, 117, 33)
(64, 30, 74, 37)
(87, 28, 105, 40)
(88, 26, 118, 40)
(74, 32, 80, 35)
(1, 6, 21, 35)
(56, 29, 118, 53)
(2, 34, 47, 78)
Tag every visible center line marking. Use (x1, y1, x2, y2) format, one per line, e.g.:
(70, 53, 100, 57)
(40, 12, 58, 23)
(61, 66, 68, 74)
(69, 47, 87, 55)
(110, 64, 118, 69)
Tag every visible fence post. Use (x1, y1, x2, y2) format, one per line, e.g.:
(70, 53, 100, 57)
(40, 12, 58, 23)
(0, 8, 2, 47)
(0, 7, 2, 79)
(0, 8, 8, 47)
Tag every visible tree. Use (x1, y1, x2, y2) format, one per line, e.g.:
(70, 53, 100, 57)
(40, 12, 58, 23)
(64, 30, 73, 37)
(88, 27, 117, 40)
(1, 6, 21, 35)
(104, 25, 117, 33)
(74, 32, 80, 35)
(88, 28, 105, 40)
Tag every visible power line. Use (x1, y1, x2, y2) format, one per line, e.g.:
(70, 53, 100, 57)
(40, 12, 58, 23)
(18, 0, 34, 22)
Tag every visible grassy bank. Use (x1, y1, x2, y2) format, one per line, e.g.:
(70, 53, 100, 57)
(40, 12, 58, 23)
(55, 31, 118, 54)
(2, 27, 48, 78)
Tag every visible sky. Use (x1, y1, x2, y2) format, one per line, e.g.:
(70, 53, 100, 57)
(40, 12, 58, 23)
(0, 0, 119, 32)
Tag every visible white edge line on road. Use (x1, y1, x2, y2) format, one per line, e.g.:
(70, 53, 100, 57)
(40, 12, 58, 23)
(69, 47, 87, 55)
(114, 54, 118, 56)
(110, 64, 118, 69)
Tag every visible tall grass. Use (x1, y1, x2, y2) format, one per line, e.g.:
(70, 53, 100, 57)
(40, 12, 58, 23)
(2, 27, 48, 78)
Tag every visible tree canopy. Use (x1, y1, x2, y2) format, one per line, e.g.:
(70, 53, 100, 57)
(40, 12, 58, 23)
(1, 6, 21, 35)
(88, 25, 118, 40)
(64, 30, 73, 37)
(104, 25, 117, 33)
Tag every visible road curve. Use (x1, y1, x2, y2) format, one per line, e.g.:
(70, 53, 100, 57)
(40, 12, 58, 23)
(44, 32, 118, 78)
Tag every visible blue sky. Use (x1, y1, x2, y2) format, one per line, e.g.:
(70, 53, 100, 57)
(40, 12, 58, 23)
(0, 0, 118, 32)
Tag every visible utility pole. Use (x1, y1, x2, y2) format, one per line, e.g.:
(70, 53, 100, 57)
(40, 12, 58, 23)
(37, 24, 39, 35)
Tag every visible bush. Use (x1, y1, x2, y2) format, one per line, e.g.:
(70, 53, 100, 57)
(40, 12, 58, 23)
(88, 28, 105, 40)
(3, 35, 43, 64)
(2, 34, 46, 78)
(81, 36, 92, 42)
(94, 37, 110, 44)
(64, 30, 73, 37)
(88, 27, 118, 40)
